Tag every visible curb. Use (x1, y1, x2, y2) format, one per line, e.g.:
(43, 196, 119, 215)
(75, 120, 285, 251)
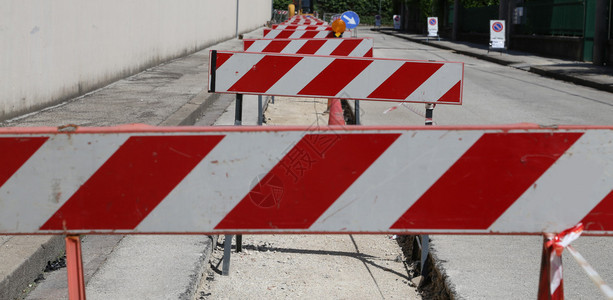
(374, 29, 612, 94)
(529, 66, 613, 93)
(0, 236, 65, 300)
(179, 235, 216, 300)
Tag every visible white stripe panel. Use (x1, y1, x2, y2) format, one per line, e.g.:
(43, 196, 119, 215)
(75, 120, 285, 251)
(215, 53, 265, 92)
(245, 40, 271, 53)
(311, 130, 484, 231)
(264, 30, 280, 39)
(489, 131, 613, 233)
(348, 39, 374, 57)
(0, 134, 128, 232)
(315, 31, 331, 38)
(314, 39, 344, 56)
(289, 31, 306, 39)
(280, 40, 308, 54)
(335, 59, 403, 99)
(406, 63, 462, 102)
(265, 56, 334, 96)
(137, 131, 305, 232)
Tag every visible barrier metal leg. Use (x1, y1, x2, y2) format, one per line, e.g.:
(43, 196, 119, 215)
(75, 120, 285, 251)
(538, 234, 564, 300)
(236, 235, 242, 252)
(425, 103, 434, 126)
(65, 235, 86, 300)
(235, 94, 245, 254)
(222, 235, 233, 276)
(420, 235, 430, 275)
(234, 94, 243, 125)
(225, 94, 242, 276)
(355, 100, 360, 125)
(416, 103, 436, 280)
(257, 95, 263, 125)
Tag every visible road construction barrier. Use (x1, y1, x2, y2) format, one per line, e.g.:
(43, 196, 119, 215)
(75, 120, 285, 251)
(272, 25, 332, 30)
(2, 124, 613, 298)
(243, 38, 373, 57)
(263, 28, 340, 39)
(284, 19, 326, 25)
(3, 125, 613, 235)
(208, 51, 463, 105)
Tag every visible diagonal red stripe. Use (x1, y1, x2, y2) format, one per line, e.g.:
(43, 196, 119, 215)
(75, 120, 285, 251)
(365, 48, 374, 57)
(277, 30, 293, 38)
(243, 40, 255, 51)
(215, 53, 232, 70)
(437, 80, 462, 103)
(298, 58, 372, 97)
(330, 39, 363, 56)
(0, 137, 48, 187)
(302, 31, 318, 38)
(297, 40, 327, 54)
(367, 62, 443, 100)
(40, 135, 223, 230)
(391, 132, 583, 230)
(228, 55, 302, 93)
(582, 190, 613, 231)
(215, 133, 400, 230)
(263, 28, 271, 36)
(262, 40, 290, 53)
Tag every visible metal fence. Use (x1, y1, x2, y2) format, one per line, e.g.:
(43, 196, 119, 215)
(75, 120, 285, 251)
(453, 0, 586, 37)
(461, 5, 499, 33)
(516, 0, 585, 36)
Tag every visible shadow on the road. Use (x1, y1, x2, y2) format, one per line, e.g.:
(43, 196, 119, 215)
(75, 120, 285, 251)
(218, 242, 411, 281)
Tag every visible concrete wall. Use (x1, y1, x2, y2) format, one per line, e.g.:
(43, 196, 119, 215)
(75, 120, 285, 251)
(0, 0, 271, 121)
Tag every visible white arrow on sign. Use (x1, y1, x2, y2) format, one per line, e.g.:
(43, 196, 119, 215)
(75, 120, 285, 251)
(343, 15, 356, 25)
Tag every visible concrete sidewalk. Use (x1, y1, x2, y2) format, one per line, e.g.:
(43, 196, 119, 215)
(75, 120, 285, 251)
(374, 28, 613, 93)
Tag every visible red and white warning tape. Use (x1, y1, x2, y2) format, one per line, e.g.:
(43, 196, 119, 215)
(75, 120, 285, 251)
(547, 223, 613, 299)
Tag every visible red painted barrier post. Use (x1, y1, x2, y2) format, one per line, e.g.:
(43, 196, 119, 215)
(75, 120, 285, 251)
(65, 235, 86, 300)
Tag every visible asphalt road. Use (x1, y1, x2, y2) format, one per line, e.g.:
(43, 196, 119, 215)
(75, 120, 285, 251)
(357, 29, 613, 299)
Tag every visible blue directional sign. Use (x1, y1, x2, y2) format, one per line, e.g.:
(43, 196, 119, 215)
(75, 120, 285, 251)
(341, 11, 360, 29)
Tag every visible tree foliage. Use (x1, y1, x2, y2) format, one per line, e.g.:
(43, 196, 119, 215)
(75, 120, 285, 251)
(273, 0, 294, 10)
(317, 0, 394, 22)
(273, 0, 395, 25)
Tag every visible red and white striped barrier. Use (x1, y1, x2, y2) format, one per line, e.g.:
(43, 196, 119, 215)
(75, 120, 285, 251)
(284, 20, 326, 25)
(208, 51, 463, 104)
(263, 29, 339, 39)
(272, 25, 332, 30)
(1, 124, 613, 235)
(243, 38, 373, 57)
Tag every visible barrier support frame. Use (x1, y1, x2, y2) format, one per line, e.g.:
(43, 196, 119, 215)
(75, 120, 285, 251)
(65, 235, 86, 300)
